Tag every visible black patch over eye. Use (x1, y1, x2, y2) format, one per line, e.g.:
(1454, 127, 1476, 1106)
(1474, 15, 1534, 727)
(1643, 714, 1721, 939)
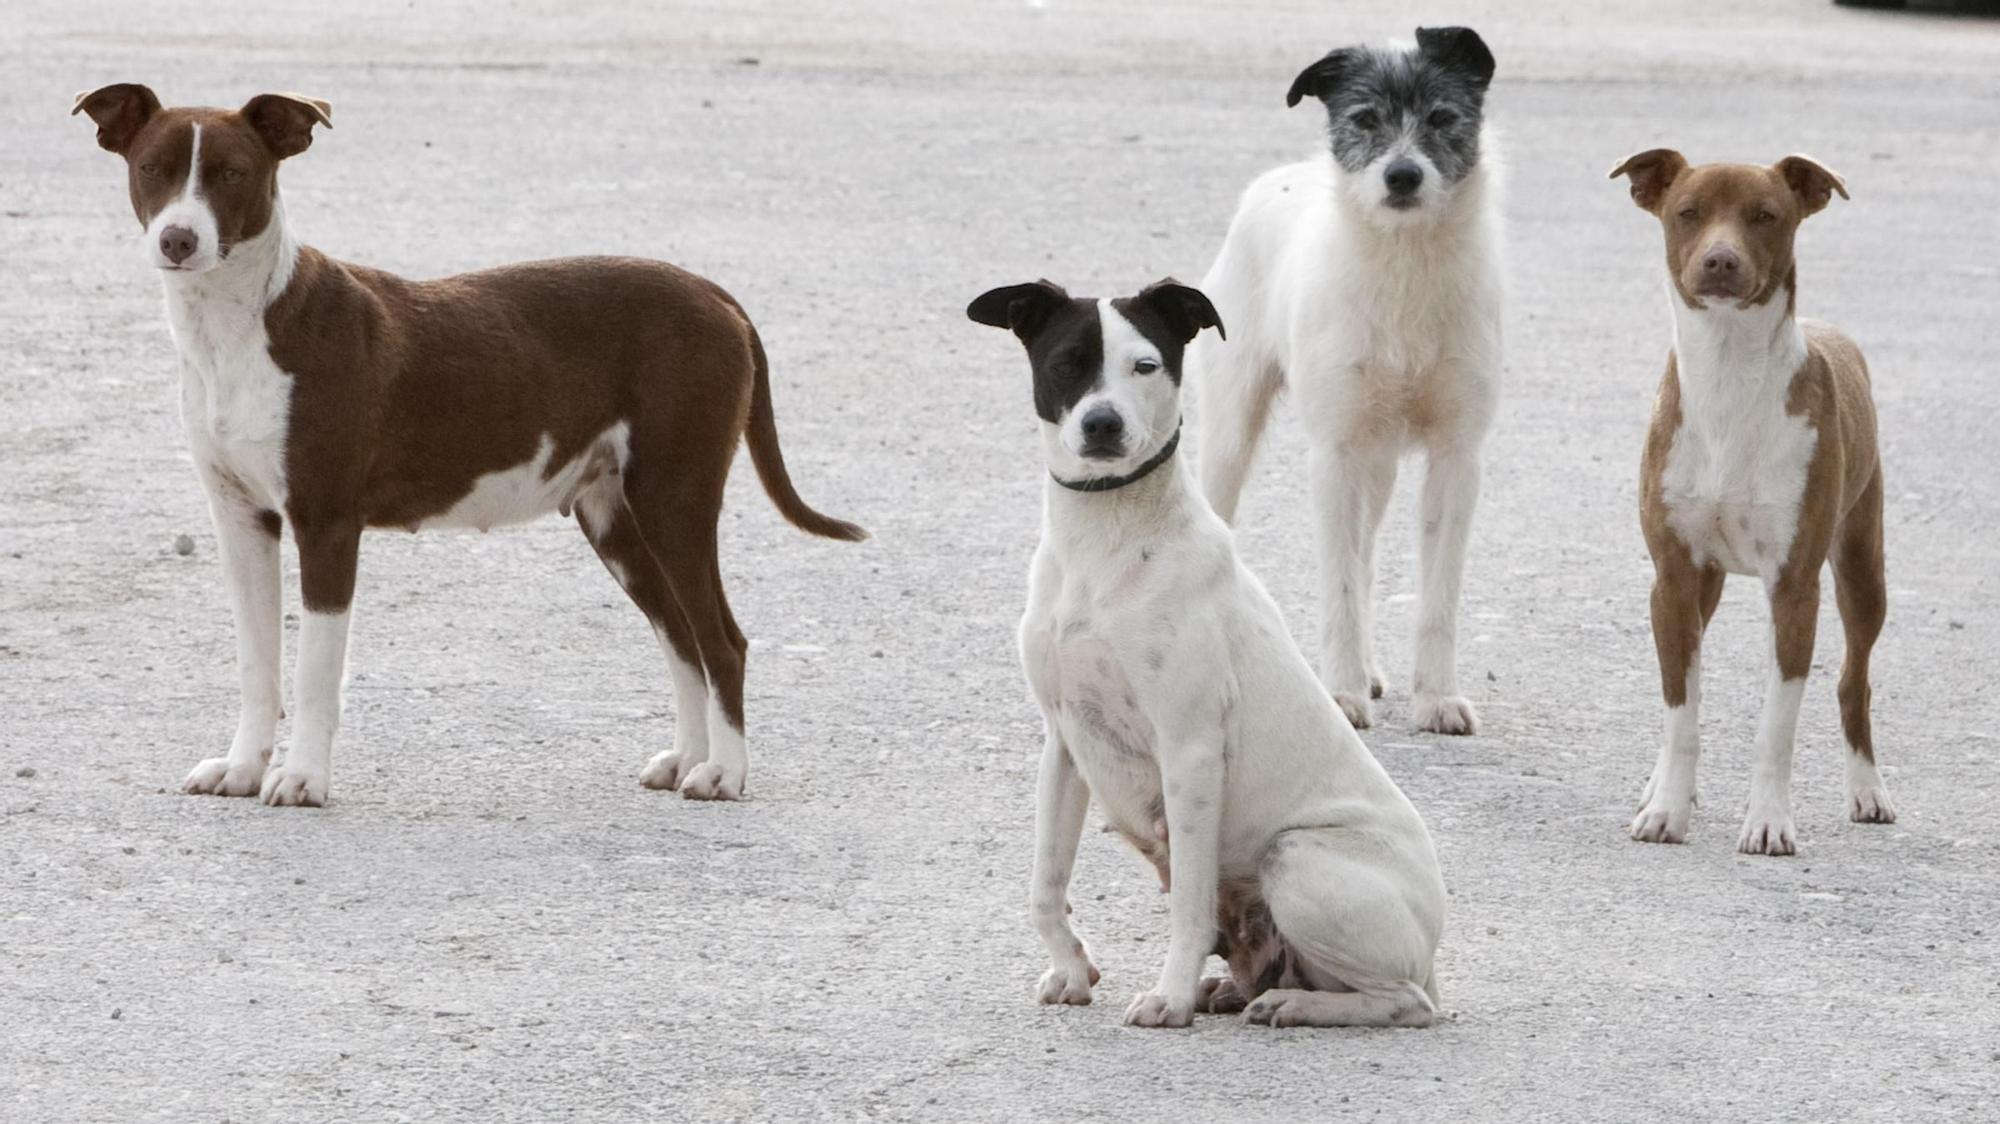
(1427, 108, 1457, 128)
(1349, 109, 1380, 130)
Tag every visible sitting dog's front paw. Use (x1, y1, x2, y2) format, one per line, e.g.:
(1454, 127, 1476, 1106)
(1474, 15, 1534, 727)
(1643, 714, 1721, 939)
(639, 750, 706, 792)
(1332, 692, 1374, 730)
(259, 764, 328, 808)
(1194, 975, 1248, 1014)
(1737, 807, 1796, 856)
(1413, 693, 1479, 736)
(182, 756, 264, 798)
(1037, 957, 1099, 1006)
(1122, 990, 1194, 1029)
(676, 761, 744, 801)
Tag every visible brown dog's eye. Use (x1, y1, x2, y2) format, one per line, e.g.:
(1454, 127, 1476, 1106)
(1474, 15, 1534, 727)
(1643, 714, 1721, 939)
(1751, 209, 1776, 225)
(221, 167, 245, 185)
(1677, 207, 1699, 221)
(139, 163, 160, 178)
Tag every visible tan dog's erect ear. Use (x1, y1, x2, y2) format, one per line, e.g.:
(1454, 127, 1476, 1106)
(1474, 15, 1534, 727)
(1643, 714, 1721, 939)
(1773, 154, 1849, 217)
(240, 92, 333, 159)
(72, 83, 162, 154)
(1608, 148, 1689, 214)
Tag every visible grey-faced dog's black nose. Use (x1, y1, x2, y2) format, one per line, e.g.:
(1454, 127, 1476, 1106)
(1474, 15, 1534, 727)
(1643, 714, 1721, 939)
(159, 225, 198, 265)
(1079, 404, 1126, 458)
(1383, 159, 1424, 198)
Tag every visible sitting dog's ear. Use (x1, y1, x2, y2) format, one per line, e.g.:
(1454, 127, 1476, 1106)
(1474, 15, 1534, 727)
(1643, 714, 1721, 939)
(1135, 279, 1225, 343)
(72, 83, 162, 155)
(967, 280, 1069, 342)
(240, 92, 333, 160)
(1608, 148, 1689, 214)
(1772, 155, 1848, 217)
(1286, 47, 1363, 108)
(1415, 27, 1495, 90)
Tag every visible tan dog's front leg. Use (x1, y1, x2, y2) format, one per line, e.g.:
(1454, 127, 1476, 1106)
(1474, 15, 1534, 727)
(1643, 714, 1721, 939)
(1030, 725, 1098, 1006)
(1739, 569, 1819, 856)
(1124, 732, 1224, 1029)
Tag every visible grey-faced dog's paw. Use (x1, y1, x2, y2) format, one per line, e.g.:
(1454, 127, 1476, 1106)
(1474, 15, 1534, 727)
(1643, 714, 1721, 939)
(1413, 693, 1478, 735)
(1122, 990, 1194, 1029)
(182, 756, 264, 798)
(1194, 975, 1248, 1014)
(1037, 957, 1100, 1006)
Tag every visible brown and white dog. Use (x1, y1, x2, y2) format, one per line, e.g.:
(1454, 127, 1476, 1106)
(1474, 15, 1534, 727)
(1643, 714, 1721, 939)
(74, 84, 864, 807)
(1611, 149, 1893, 855)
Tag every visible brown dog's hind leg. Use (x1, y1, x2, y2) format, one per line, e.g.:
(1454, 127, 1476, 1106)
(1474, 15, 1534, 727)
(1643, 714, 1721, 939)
(1832, 466, 1895, 823)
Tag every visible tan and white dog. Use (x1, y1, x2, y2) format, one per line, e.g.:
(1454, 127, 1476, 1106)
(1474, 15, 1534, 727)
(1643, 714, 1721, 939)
(970, 278, 1445, 1029)
(74, 84, 864, 807)
(1611, 149, 1895, 855)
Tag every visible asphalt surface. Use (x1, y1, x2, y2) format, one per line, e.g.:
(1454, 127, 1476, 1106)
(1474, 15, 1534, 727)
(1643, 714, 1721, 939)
(4, 1, 1999, 1120)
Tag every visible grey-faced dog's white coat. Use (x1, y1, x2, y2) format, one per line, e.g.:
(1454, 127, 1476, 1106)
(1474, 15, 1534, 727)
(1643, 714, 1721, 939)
(969, 279, 1445, 1028)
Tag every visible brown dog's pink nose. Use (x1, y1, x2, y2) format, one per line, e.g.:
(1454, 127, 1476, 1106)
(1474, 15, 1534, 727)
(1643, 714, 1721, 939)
(1701, 246, 1740, 276)
(159, 225, 198, 265)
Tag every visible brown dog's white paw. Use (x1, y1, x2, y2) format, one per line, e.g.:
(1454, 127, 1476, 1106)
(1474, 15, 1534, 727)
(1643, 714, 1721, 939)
(676, 761, 744, 801)
(1848, 785, 1896, 824)
(1413, 693, 1478, 736)
(639, 750, 704, 791)
(1629, 798, 1692, 844)
(182, 756, 264, 798)
(1737, 809, 1796, 856)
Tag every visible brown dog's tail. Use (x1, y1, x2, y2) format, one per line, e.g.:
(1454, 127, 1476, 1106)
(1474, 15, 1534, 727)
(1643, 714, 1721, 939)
(743, 329, 868, 542)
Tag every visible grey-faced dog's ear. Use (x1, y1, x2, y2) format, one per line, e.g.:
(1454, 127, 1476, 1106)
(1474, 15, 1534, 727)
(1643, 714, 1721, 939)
(1415, 27, 1496, 89)
(240, 92, 333, 160)
(1608, 148, 1689, 214)
(72, 83, 162, 154)
(1133, 279, 1225, 343)
(1772, 154, 1848, 217)
(1286, 46, 1365, 108)
(967, 280, 1070, 342)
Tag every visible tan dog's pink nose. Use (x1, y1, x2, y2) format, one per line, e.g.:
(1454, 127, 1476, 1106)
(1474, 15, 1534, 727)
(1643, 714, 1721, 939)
(159, 225, 197, 264)
(1701, 246, 1741, 277)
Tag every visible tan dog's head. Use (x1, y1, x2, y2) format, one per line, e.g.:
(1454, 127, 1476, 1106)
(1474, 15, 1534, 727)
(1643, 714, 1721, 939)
(72, 83, 330, 275)
(1609, 149, 1846, 310)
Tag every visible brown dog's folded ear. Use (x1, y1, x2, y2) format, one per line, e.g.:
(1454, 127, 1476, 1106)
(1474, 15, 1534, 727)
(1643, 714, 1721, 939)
(1773, 154, 1848, 216)
(1286, 46, 1364, 109)
(968, 280, 1070, 342)
(1135, 278, 1225, 343)
(1608, 148, 1688, 214)
(240, 92, 333, 159)
(72, 83, 162, 154)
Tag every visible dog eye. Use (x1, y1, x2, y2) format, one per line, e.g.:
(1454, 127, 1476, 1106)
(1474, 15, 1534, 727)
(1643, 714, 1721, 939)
(1348, 109, 1380, 131)
(1677, 206, 1699, 221)
(221, 167, 245, 185)
(1426, 108, 1457, 128)
(139, 163, 160, 178)
(1751, 209, 1776, 225)
(1134, 358, 1160, 375)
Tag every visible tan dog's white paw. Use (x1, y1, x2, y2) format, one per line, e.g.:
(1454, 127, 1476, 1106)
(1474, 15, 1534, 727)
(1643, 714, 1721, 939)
(1413, 693, 1479, 736)
(1630, 796, 1692, 844)
(182, 756, 264, 798)
(639, 750, 706, 791)
(1122, 990, 1194, 1029)
(1737, 808, 1796, 856)
(259, 764, 327, 808)
(1333, 692, 1374, 730)
(1848, 785, 1896, 824)
(677, 761, 744, 801)
(1037, 957, 1099, 1006)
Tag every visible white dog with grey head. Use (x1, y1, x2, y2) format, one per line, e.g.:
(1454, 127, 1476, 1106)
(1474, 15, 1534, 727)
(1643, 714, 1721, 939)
(1194, 26, 1503, 736)
(969, 278, 1445, 1028)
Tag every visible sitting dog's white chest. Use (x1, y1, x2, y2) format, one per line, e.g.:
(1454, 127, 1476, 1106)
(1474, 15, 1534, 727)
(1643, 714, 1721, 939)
(170, 291, 293, 511)
(1047, 616, 1164, 832)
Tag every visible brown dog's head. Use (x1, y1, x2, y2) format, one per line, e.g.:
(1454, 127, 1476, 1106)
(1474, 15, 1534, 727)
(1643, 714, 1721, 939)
(72, 84, 330, 275)
(1609, 149, 1846, 310)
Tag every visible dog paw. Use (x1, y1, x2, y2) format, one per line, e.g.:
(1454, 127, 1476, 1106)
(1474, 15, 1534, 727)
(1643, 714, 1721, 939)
(1122, 990, 1194, 1029)
(1368, 669, 1385, 700)
(181, 756, 264, 798)
(1194, 976, 1247, 1014)
(259, 764, 328, 808)
(1737, 808, 1796, 856)
(677, 761, 744, 801)
(1413, 693, 1478, 736)
(1848, 784, 1896, 824)
(1242, 990, 1318, 1027)
(1333, 692, 1373, 730)
(1037, 957, 1099, 1006)
(1630, 796, 1692, 844)
(639, 750, 706, 791)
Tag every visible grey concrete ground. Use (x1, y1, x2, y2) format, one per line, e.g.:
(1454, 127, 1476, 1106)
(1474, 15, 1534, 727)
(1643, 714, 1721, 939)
(4, 1, 1998, 1119)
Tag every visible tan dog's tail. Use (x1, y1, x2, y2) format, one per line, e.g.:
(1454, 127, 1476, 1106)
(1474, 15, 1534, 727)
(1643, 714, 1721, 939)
(743, 329, 868, 542)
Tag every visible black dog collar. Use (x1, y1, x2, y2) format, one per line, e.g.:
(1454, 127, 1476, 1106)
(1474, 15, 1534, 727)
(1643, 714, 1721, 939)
(1052, 424, 1182, 493)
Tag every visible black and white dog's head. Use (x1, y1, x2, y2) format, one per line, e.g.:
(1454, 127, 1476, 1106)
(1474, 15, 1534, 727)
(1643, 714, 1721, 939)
(967, 279, 1224, 486)
(1287, 26, 1496, 224)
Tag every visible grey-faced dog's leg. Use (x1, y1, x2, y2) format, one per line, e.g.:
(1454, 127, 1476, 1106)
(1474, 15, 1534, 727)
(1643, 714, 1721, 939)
(1124, 727, 1225, 1029)
(1030, 724, 1098, 1005)
(1412, 440, 1482, 735)
(182, 491, 282, 797)
(1309, 441, 1398, 728)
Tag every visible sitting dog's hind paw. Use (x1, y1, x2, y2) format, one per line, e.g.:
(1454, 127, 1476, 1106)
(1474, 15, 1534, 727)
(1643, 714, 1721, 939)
(1332, 692, 1374, 730)
(1194, 975, 1248, 1015)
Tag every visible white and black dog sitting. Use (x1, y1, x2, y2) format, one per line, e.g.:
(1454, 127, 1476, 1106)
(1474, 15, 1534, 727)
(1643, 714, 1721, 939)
(1194, 27, 1503, 736)
(969, 278, 1445, 1029)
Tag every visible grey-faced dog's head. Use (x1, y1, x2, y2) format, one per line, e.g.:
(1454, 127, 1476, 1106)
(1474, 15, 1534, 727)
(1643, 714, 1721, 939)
(966, 279, 1224, 485)
(1287, 26, 1495, 224)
